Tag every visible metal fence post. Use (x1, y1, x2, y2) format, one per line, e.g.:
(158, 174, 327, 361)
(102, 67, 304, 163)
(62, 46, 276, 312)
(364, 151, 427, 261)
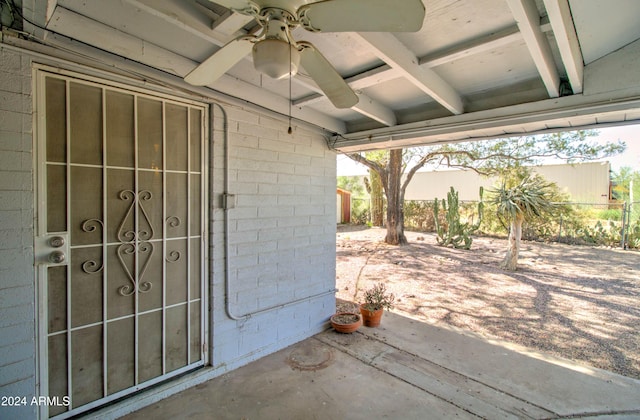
(557, 214, 563, 242)
(620, 201, 627, 249)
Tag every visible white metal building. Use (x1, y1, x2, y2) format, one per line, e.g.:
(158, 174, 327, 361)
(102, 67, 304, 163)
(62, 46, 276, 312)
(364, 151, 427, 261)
(404, 161, 612, 203)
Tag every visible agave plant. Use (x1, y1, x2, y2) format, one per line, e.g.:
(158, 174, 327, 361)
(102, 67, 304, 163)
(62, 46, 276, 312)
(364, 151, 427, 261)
(489, 175, 558, 270)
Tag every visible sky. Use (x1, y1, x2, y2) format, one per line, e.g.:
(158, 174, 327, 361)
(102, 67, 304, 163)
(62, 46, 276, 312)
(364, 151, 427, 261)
(337, 123, 640, 176)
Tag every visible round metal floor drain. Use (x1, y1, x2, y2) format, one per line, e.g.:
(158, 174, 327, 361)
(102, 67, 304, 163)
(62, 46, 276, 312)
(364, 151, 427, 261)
(286, 342, 334, 371)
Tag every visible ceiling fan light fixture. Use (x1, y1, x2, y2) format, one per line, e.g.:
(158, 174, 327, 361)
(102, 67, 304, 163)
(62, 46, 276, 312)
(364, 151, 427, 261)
(252, 39, 300, 80)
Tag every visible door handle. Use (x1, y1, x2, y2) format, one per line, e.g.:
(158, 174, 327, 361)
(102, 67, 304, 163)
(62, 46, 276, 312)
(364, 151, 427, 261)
(49, 251, 66, 264)
(49, 236, 65, 248)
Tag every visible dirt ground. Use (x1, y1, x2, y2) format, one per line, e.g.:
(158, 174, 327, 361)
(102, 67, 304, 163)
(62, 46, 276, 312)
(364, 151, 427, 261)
(336, 226, 640, 380)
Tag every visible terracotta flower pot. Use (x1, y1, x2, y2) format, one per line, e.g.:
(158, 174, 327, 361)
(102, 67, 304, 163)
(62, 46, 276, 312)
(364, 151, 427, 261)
(330, 312, 362, 333)
(360, 305, 384, 327)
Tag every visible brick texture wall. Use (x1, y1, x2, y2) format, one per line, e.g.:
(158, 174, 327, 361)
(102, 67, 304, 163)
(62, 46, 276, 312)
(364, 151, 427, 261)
(0, 47, 38, 420)
(210, 105, 336, 368)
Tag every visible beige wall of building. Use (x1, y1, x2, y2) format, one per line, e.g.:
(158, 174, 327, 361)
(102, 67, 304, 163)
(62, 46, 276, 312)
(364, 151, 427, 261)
(404, 162, 611, 204)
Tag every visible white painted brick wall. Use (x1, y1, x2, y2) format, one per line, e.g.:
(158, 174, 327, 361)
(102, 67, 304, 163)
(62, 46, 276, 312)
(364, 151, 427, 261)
(211, 105, 336, 367)
(0, 45, 336, 417)
(0, 47, 37, 420)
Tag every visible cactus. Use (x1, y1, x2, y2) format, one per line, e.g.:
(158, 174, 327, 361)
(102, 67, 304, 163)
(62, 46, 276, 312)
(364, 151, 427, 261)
(433, 187, 484, 249)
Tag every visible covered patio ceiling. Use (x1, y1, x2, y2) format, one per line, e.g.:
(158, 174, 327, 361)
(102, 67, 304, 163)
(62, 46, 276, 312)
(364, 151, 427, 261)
(19, 0, 640, 152)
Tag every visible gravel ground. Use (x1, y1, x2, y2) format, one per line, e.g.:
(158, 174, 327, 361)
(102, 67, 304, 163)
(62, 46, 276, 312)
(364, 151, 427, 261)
(336, 226, 640, 380)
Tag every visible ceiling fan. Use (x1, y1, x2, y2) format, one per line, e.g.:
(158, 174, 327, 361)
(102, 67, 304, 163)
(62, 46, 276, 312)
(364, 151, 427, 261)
(185, 0, 426, 109)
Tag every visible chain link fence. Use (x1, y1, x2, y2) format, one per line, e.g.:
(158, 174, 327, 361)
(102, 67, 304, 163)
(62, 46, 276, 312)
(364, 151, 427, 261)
(398, 199, 640, 250)
(534, 201, 639, 249)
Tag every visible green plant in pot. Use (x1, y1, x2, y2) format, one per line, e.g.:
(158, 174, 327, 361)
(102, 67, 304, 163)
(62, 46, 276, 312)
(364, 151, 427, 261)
(360, 283, 395, 327)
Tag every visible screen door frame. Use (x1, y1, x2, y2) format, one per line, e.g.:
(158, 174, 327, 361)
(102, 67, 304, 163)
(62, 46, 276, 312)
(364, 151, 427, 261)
(33, 65, 209, 419)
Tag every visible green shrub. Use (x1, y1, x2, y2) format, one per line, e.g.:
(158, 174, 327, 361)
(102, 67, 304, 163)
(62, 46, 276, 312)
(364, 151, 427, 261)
(627, 220, 640, 248)
(351, 198, 370, 225)
(404, 201, 437, 231)
(596, 208, 623, 220)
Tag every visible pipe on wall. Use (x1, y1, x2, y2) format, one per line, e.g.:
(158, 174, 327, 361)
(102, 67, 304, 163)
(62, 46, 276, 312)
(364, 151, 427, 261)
(208, 103, 335, 322)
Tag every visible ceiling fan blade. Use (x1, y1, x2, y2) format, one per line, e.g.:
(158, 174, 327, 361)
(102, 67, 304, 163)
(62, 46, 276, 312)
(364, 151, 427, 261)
(185, 36, 254, 86)
(299, 0, 425, 33)
(299, 42, 358, 109)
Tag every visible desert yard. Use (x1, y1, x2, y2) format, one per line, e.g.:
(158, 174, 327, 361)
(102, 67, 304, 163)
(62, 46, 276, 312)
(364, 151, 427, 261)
(336, 226, 640, 380)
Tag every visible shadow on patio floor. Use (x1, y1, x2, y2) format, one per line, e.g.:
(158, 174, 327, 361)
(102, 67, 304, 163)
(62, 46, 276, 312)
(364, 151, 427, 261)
(122, 311, 640, 419)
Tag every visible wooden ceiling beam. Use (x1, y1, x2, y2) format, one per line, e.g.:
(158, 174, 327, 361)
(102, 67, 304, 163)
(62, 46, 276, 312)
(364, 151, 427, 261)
(353, 32, 464, 115)
(294, 24, 545, 107)
(506, 0, 560, 97)
(351, 93, 397, 127)
(543, 0, 584, 94)
(419, 25, 522, 67)
(210, 9, 254, 37)
(126, 0, 229, 46)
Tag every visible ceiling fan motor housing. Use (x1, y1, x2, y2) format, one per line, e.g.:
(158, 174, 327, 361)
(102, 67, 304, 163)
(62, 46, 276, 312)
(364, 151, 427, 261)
(252, 38, 300, 79)
(251, 13, 301, 80)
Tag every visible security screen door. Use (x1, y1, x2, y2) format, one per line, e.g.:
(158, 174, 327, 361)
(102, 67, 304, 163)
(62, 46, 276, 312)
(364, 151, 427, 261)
(35, 71, 207, 418)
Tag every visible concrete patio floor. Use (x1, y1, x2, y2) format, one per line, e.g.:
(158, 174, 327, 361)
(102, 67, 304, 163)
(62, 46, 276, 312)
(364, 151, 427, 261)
(122, 311, 640, 419)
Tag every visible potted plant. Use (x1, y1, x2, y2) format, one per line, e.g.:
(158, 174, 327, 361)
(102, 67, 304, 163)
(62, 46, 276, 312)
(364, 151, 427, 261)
(360, 282, 395, 327)
(330, 312, 362, 333)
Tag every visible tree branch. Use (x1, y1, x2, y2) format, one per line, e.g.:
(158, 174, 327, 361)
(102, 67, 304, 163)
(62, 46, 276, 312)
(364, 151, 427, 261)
(346, 153, 388, 186)
(401, 154, 438, 192)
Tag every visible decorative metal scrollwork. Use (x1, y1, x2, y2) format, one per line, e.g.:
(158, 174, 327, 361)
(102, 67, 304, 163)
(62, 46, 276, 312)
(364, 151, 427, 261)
(165, 217, 182, 263)
(81, 218, 104, 274)
(116, 190, 155, 296)
(117, 242, 153, 296)
(117, 190, 154, 242)
(166, 250, 181, 263)
(82, 260, 103, 274)
(166, 216, 181, 228)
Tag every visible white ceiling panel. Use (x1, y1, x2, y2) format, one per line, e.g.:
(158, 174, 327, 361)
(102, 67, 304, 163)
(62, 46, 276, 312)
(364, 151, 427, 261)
(58, 0, 219, 61)
(569, 0, 640, 64)
(398, 0, 517, 58)
(434, 41, 541, 95)
(14, 0, 640, 148)
(362, 77, 433, 110)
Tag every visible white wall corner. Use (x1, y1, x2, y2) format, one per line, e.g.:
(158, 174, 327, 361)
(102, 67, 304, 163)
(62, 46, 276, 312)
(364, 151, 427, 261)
(0, 46, 38, 420)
